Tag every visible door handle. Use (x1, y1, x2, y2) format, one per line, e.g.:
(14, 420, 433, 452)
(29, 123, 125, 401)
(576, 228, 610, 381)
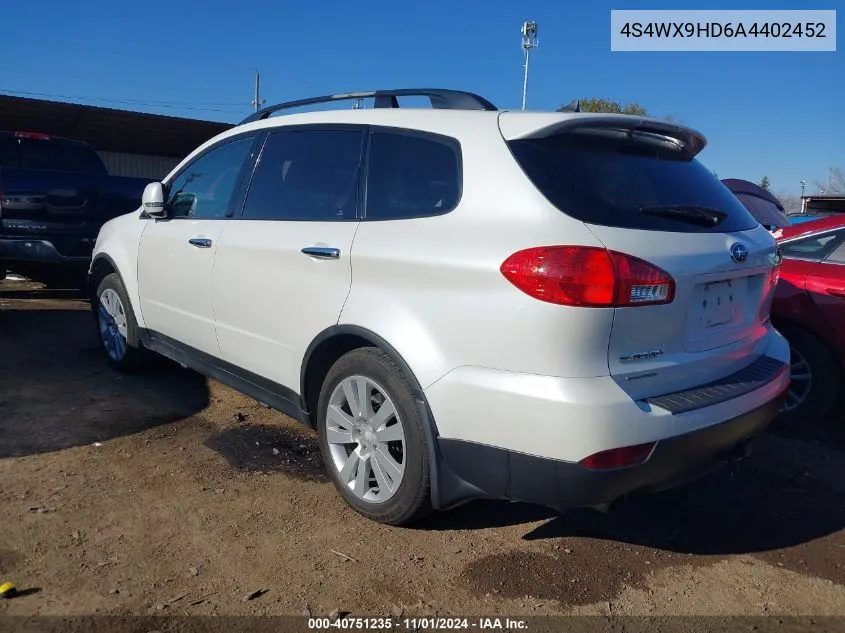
(826, 288, 845, 298)
(301, 246, 340, 260)
(188, 238, 213, 248)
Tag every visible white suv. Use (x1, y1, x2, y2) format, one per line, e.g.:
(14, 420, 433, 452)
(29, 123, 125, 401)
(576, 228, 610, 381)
(89, 89, 790, 525)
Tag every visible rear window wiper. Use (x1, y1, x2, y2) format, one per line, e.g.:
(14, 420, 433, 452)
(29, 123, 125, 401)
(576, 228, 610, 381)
(638, 205, 726, 227)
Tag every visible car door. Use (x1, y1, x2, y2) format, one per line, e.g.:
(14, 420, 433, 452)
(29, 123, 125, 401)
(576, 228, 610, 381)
(137, 134, 257, 357)
(804, 235, 845, 354)
(774, 227, 845, 334)
(212, 125, 365, 390)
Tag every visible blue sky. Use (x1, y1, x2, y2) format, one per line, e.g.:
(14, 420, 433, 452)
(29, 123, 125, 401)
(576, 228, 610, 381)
(2, 0, 842, 196)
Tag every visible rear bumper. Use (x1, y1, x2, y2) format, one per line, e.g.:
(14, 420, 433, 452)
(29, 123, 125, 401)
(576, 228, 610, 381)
(0, 238, 90, 263)
(433, 388, 787, 511)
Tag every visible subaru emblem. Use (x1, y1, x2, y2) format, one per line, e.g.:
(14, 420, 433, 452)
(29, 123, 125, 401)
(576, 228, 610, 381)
(730, 243, 749, 263)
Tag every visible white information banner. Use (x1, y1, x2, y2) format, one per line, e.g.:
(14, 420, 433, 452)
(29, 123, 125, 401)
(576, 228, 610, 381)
(610, 10, 836, 52)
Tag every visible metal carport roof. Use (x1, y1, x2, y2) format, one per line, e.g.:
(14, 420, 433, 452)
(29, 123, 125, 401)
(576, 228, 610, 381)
(0, 95, 234, 159)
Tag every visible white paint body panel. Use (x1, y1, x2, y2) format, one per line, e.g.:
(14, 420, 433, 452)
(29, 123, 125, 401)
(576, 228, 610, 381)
(340, 118, 614, 388)
(90, 210, 147, 327)
(213, 220, 359, 388)
(587, 222, 780, 400)
(425, 325, 789, 462)
(90, 105, 788, 467)
(137, 219, 225, 357)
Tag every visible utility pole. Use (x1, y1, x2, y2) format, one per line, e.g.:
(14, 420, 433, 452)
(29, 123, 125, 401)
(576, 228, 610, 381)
(252, 70, 266, 112)
(521, 21, 539, 111)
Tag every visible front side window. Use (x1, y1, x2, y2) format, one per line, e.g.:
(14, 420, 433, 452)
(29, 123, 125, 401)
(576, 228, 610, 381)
(780, 230, 845, 261)
(166, 137, 253, 219)
(365, 131, 460, 220)
(242, 129, 364, 221)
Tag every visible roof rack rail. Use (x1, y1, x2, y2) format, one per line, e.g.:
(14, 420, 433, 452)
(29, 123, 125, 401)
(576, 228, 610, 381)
(239, 88, 498, 124)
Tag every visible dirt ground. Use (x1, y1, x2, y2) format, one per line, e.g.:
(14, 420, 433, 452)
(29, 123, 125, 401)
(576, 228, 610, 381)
(1, 279, 845, 630)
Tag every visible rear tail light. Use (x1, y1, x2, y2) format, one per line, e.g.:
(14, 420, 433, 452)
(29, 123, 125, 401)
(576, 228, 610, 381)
(769, 247, 782, 287)
(579, 442, 656, 470)
(760, 263, 780, 325)
(15, 131, 51, 140)
(769, 264, 780, 287)
(500, 246, 675, 307)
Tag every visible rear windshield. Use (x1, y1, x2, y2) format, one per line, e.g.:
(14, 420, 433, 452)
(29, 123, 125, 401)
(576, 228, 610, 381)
(0, 136, 106, 174)
(508, 130, 759, 233)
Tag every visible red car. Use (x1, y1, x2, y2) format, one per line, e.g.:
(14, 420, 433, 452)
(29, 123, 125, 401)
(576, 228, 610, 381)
(772, 215, 845, 424)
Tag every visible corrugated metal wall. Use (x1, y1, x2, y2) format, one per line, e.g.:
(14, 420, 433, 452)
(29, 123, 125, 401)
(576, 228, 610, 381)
(98, 151, 181, 180)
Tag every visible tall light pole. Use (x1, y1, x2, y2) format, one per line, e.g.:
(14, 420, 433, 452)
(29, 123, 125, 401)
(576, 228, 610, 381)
(521, 21, 539, 111)
(252, 70, 266, 113)
(800, 180, 807, 214)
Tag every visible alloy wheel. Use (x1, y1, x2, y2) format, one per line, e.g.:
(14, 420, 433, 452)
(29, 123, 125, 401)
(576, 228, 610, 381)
(98, 288, 128, 362)
(325, 375, 406, 503)
(784, 346, 812, 411)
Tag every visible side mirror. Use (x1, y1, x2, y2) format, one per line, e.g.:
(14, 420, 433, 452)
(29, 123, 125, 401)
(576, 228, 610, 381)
(142, 182, 167, 218)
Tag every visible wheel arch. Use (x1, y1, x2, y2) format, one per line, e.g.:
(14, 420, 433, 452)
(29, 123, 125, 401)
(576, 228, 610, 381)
(772, 315, 844, 375)
(88, 247, 145, 327)
(299, 325, 483, 513)
(772, 314, 832, 347)
(88, 254, 120, 301)
(299, 325, 437, 432)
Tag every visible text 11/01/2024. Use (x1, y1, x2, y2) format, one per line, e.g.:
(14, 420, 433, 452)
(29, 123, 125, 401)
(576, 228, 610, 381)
(307, 617, 528, 630)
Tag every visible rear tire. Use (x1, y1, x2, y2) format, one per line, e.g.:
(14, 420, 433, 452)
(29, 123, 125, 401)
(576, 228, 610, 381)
(776, 323, 840, 427)
(316, 347, 433, 525)
(94, 273, 151, 373)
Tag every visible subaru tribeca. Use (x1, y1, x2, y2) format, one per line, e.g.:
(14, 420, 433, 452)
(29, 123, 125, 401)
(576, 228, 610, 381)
(88, 89, 789, 525)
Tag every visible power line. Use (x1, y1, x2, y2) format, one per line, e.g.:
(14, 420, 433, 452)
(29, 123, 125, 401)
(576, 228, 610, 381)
(0, 65, 248, 106)
(0, 89, 249, 114)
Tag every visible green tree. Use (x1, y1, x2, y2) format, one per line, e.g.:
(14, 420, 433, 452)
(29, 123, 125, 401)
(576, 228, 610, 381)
(559, 97, 648, 116)
(760, 176, 772, 193)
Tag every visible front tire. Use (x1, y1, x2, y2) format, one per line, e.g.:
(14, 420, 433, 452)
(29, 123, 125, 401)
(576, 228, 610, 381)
(94, 273, 150, 372)
(316, 347, 433, 525)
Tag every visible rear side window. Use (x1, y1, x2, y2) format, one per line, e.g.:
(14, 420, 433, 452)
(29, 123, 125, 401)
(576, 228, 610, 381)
(781, 230, 845, 261)
(365, 131, 460, 220)
(17, 138, 106, 173)
(825, 237, 845, 264)
(508, 130, 759, 233)
(242, 129, 364, 221)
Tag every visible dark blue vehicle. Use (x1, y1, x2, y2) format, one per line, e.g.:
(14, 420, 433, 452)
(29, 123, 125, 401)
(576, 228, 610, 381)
(0, 131, 154, 288)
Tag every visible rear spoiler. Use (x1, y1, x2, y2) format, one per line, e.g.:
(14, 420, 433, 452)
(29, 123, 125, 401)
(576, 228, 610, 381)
(498, 112, 708, 157)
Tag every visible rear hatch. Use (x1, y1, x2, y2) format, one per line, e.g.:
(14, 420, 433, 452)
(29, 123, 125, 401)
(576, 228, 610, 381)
(501, 113, 780, 398)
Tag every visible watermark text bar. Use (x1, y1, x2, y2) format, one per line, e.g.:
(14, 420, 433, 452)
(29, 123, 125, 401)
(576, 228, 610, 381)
(611, 10, 836, 51)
